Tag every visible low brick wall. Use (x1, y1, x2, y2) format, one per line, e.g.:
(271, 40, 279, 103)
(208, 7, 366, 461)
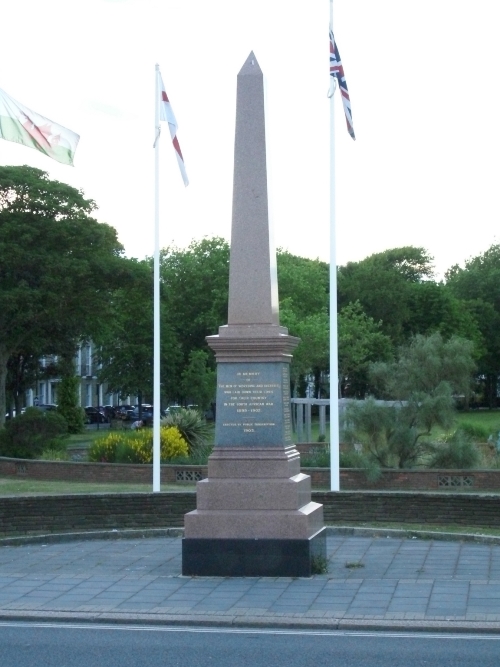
(2, 457, 500, 491)
(1, 491, 500, 537)
(315, 491, 500, 528)
(0, 458, 205, 485)
(311, 468, 500, 491)
(0, 493, 195, 537)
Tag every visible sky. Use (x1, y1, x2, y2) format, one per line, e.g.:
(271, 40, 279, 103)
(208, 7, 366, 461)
(0, 0, 499, 280)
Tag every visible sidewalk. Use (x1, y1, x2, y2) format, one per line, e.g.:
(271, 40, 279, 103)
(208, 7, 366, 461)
(1, 529, 500, 632)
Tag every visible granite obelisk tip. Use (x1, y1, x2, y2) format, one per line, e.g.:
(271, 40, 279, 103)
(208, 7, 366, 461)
(238, 51, 262, 75)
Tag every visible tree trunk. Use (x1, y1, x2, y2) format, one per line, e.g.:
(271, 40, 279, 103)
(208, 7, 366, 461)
(487, 373, 497, 409)
(138, 390, 143, 420)
(0, 344, 9, 428)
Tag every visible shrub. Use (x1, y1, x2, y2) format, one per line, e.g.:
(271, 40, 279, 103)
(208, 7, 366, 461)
(428, 430, 481, 469)
(456, 422, 491, 443)
(161, 409, 212, 454)
(0, 408, 68, 459)
(39, 448, 70, 461)
(301, 447, 330, 468)
(88, 432, 122, 462)
(88, 426, 189, 463)
(339, 449, 382, 482)
(56, 374, 85, 434)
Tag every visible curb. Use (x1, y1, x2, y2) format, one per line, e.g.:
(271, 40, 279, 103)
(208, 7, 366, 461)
(1, 609, 500, 634)
(2, 525, 500, 547)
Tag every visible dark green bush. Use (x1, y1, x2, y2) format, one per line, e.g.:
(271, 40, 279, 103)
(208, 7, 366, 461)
(114, 441, 144, 464)
(429, 430, 481, 469)
(301, 448, 330, 468)
(57, 374, 85, 434)
(0, 408, 68, 459)
(455, 422, 491, 442)
(161, 409, 212, 454)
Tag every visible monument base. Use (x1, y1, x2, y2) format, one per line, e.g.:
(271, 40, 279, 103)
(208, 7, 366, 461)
(182, 527, 326, 577)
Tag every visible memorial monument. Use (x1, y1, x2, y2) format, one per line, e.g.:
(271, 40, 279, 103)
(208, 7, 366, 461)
(182, 53, 326, 577)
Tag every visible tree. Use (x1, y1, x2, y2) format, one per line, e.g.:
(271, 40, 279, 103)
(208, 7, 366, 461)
(160, 238, 230, 382)
(277, 250, 329, 319)
(276, 252, 330, 396)
(446, 244, 500, 407)
(338, 246, 435, 343)
(57, 367, 85, 434)
(180, 349, 216, 410)
(97, 259, 182, 408)
(338, 302, 393, 398)
(404, 280, 483, 349)
(5, 350, 41, 416)
(344, 333, 476, 469)
(0, 165, 126, 426)
(280, 306, 329, 397)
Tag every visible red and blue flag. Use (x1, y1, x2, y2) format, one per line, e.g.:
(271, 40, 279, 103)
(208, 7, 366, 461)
(329, 28, 355, 140)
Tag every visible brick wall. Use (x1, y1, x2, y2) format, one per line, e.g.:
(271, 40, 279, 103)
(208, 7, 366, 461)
(0, 493, 196, 537)
(0, 458, 206, 485)
(2, 457, 500, 491)
(314, 491, 500, 528)
(1, 491, 500, 537)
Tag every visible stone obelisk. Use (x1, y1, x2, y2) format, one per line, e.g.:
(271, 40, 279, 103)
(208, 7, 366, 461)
(182, 53, 326, 577)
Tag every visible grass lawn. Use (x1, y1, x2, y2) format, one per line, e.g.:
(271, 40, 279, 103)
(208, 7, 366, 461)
(455, 410, 500, 434)
(0, 477, 196, 495)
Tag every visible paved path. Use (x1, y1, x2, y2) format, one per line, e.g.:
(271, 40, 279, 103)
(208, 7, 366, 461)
(1, 531, 500, 631)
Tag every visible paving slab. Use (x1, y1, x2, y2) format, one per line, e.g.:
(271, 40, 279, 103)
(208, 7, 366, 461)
(1, 529, 500, 631)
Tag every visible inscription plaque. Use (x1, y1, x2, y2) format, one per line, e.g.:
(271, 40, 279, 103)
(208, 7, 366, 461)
(215, 362, 292, 446)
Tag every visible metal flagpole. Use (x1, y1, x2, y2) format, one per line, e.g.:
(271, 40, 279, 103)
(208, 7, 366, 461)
(153, 64, 161, 493)
(328, 0, 340, 491)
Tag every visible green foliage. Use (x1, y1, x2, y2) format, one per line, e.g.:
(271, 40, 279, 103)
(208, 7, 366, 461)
(301, 448, 330, 468)
(370, 333, 476, 400)
(0, 165, 126, 426)
(88, 432, 120, 463)
(339, 449, 382, 482)
(338, 246, 435, 343)
(277, 250, 329, 319)
(342, 333, 475, 469)
(88, 426, 189, 463)
(97, 258, 181, 403)
(39, 448, 70, 461)
(281, 307, 329, 394)
(446, 244, 500, 407)
(160, 238, 229, 400)
(57, 372, 84, 434)
(180, 349, 216, 411)
(428, 430, 481, 469)
(0, 407, 67, 459)
(161, 408, 212, 454)
(311, 555, 329, 575)
(338, 301, 393, 398)
(456, 421, 492, 443)
(277, 251, 329, 396)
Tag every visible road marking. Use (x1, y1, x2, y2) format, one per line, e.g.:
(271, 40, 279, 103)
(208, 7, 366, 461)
(1, 621, 500, 640)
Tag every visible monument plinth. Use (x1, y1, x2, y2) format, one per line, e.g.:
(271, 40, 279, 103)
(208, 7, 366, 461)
(182, 53, 326, 577)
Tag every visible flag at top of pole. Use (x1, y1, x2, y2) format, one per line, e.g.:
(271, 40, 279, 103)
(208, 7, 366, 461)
(156, 70, 189, 186)
(328, 28, 356, 140)
(0, 87, 79, 165)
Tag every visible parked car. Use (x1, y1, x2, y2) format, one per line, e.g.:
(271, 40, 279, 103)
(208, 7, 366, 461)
(35, 404, 58, 412)
(130, 405, 154, 425)
(117, 405, 135, 421)
(84, 406, 107, 424)
(164, 404, 182, 416)
(102, 405, 118, 420)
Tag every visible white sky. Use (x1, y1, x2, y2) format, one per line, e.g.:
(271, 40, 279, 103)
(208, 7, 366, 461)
(0, 0, 498, 279)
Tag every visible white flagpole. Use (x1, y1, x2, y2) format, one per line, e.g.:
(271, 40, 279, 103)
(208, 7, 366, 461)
(153, 64, 161, 493)
(329, 0, 340, 491)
